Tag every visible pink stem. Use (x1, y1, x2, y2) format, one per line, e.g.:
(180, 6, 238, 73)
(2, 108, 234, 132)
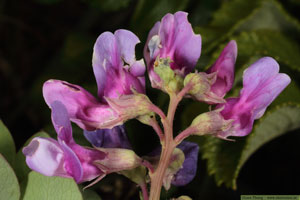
(175, 126, 197, 144)
(149, 118, 164, 142)
(140, 182, 149, 200)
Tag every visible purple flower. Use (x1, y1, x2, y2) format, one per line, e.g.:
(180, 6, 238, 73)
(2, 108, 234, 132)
(23, 101, 105, 183)
(83, 125, 131, 149)
(217, 57, 291, 138)
(206, 40, 237, 98)
(43, 30, 145, 130)
(144, 11, 201, 89)
(171, 141, 199, 186)
(148, 141, 199, 187)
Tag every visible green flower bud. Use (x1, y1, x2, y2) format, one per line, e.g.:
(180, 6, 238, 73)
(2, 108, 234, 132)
(153, 58, 184, 94)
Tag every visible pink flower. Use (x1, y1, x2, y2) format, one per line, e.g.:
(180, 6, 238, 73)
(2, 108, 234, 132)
(144, 11, 201, 90)
(217, 57, 291, 138)
(206, 40, 237, 99)
(23, 101, 105, 183)
(43, 30, 145, 130)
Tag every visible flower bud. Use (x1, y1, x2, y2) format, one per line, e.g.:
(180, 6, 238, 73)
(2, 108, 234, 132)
(184, 72, 225, 104)
(105, 93, 155, 126)
(153, 57, 184, 94)
(94, 148, 142, 173)
(190, 109, 233, 136)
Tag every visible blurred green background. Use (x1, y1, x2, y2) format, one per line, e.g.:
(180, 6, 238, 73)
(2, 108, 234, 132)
(1, 0, 300, 199)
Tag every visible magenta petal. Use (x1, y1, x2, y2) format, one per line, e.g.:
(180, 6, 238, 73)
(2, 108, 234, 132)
(23, 137, 67, 177)
(69, 143, 105, 182)
(60, 141, 83, 183)
(51, 101, 73, 144)
(43, 80, 119, 130)
(207, 40, 237, 97)
(158, 11, 201, 73)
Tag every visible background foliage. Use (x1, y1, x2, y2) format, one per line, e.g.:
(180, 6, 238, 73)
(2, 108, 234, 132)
(0, 0, 299, 199)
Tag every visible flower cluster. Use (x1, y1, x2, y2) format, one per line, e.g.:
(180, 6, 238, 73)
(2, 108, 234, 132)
(23, 11, 290, 199)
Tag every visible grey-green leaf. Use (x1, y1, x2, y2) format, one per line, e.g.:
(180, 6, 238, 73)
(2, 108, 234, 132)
(197, 104, 300, 189)
(23, 171, 83, 200)
(0, 154, 20, 200)
(0, 120, 16, 166)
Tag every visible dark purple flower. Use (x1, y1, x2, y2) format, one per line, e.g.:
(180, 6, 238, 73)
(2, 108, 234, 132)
(83, 125, 131, 149)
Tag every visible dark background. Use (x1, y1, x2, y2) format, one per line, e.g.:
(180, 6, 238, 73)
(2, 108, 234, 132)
(1, 0, 299, 199)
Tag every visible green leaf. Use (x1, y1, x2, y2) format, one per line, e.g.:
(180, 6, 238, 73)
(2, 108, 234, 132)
(195, 104, 300, 189)
(14, 131, 50, 182)
(81, 189, 102, 200)
(0, 120, 16, 166)
(0, 154, 20, 200)
(234, 30, 300, 72)
(23, 171, 83, 200)
(200, 0, 300, 52)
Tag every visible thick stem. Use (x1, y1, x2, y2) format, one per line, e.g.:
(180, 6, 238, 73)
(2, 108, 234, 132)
(148, 86, 192, 200)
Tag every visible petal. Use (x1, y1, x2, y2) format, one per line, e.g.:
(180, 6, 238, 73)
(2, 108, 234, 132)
(51, 101, 73, 144)
(144, 21, 160, 68)
(171, 141, 199, 186)
(115, 29, 140, 65)
(43, 80, 120, 130)
(59, 141, 83, 183)
(84, 125, 131, 149)
(93, 30, 145, 99)
(23, 137, 67, 177)
(69, 143, 105, 182)
(218, 97, 254, 137)
(93, 32, 122, 97)
(241, 57, 291, 117)
(159, 11, 201, 73)
(207, 40, 237, 97)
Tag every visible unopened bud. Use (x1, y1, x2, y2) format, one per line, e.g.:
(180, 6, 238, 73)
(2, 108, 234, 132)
(184, 72, 225, 104)
(190, 109, 232, 136)
(153, 57, 184, 94)
(105, 93, 154, 125)
(94, 148, 142, 173)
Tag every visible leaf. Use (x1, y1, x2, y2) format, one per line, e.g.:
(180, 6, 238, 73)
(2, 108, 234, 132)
(195, 104, 300, 189)
(234, 30, 300, 72)
(85, 0, 133, 12)
(0, 154, 20, 200)
(14, 131, 50, 182)
(81, 189, 102, 200)
(0, 120, 16, 166)
(23, 171, 83, 200)
(200, 0, 300, 52)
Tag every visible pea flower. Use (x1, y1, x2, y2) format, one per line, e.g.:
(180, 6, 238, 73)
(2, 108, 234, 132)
(144, 11, 201, 92)
(23, 101, 105, 183)
(217, 57, 291, 138)
(43, 29, 146, 130)
(23, 101, 142, 183)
